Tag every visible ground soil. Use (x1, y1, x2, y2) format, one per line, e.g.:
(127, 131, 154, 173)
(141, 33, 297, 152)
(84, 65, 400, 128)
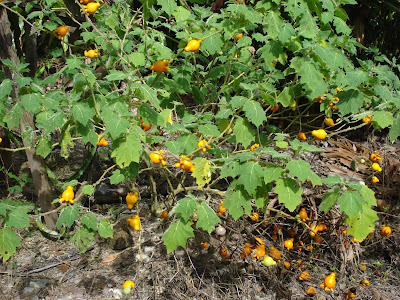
(1, 133, 400, 300)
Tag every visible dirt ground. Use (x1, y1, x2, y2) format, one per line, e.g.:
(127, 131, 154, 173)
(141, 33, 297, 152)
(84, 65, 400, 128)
(1, 134, 400, 300)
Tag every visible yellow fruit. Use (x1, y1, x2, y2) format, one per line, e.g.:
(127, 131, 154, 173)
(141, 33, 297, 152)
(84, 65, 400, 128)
(54, 26, 69, 39)
(122, 280, 135, 289)
(299, 270, 310, 281)
(299, 208, 309, 222)
(60, 185, 74, 204)
(84, 2, 101, 15)
(369, 151, 381, 162)
(306, 286, 315, 296)
(84, 49, 98, 59)
(312, 129, 327, 140)
(250, 143, 259, 152)
(160, 209, 169, 219)
(122, 280, 135, 295)
(270, 104, 279, 112)
(289, 100, 296, 111)
(284, 238, 294, 250)
(127, 215, 141, 231)
(198, 139, 211, 152)
(250, 212, 259, 222)
(126, 192, 138, 209)
(324, 118, 335, 127)
(149, 60, 169, 73)
(235, 33, 243, 40)
(320, 273, 336, 292)
(362, 115, 372, 123)
(261, 256, 276, 266)
(371, 163, 382, 172)
(371, 176, 379, 183)
(380, 226, 392, 237)
(297, 132, 306, 141)
(150, 151, 166, 166)
(184, 39, 202, 52)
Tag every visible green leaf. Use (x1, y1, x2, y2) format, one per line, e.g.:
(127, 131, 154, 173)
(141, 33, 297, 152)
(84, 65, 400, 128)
(286, 160, 314, 182)
(263, 147, 291, 159)
(290, 139, 324, 152)
(0, 79, 12, 99)
(198, 124, 220, 137)
(243, 100, 267, 128)
(0, 228, 21, 262)
(196, 201, 220, 233)
(129, 52, 146, 67)
(70, 227, 95, 253)
(166, 134, 197, 155)
(81, 212, 98, 231)
(173, 6, 191, 21)
(138, 103, 159, 125)
(109, 170, 125, 184)
(4, 102, 23, 129)
(105, 14, 119, 29)
(56, 206, 79, 229)
(298, 9, 319, 38)
(61, 130, 73, 158)
(192, 158, 211, 188)
(98, 219, 113, 238)
(338, 191, 365, 218)
(134, 83, 160, 110)
(322, 175, 342, 187)
(175, 196, 197, 221)
(230, 96, 248, 109)
(360, 185, 376, 206)
(307, 172, 322, 186)
(20, 94, 42, 113)
(345, 205, 378, 241)
(388, 112, 400, 142)
(265, 10, 283, 39)
(158, 0, 177, 15)
(295, 59, 328, 99)
(278, 23, 296, 43)
(102, 110, 130, 139)
(336, 89, 363, 116)
(315, 45, 351, 70)
(333, 16, 351, 35)
(224, 188, 252, 220)
(274, 178, 302, 211)
(36, 138, 52, 158)
(82, 185, 94, 195)
(319, 187, 341, 213)
(221, 160, 240, 178)
(277, 87, 294, 107)
(72, 102, 92, 126)
(238, 162, 263, 194)
(104, 70, 129, 81)
(264, 165, 283, 183)
(233, 117, 256, 148)
(162, 219, 195, 253)
(258, 40, 283, 64)
(111, 131, 143, 168)
(201, 33, 223, 55)
(5, 208, 30, 229)
(372, 111, 393, 130)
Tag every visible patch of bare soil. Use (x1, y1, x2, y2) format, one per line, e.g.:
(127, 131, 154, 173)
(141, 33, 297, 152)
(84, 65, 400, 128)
(1, 135, 400, 300)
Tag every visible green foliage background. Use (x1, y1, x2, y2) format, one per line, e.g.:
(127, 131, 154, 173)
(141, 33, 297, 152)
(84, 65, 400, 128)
(0, 0, 398, 259)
